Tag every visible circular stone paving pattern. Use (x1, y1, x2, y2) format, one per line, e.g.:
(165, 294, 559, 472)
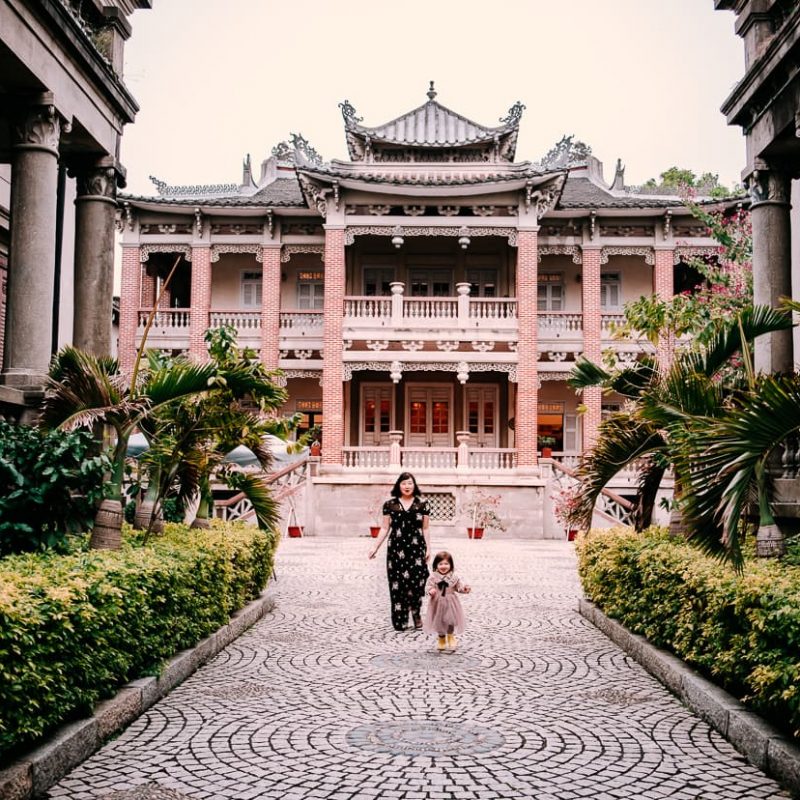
(369, 652, 483, 672)
(346, 720, 507, 757)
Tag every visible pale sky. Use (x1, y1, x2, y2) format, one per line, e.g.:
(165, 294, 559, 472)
(120, 0, 746, 196)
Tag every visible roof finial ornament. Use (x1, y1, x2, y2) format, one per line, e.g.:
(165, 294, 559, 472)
(500, 101, 525, 126)
(339, 99, 363, 125)
(427, 81, 437, 101)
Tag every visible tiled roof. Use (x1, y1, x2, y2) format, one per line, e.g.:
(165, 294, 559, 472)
(352, 99, 509, 147)
(120, 178, 305, 207)
(558, 177, 687, 209)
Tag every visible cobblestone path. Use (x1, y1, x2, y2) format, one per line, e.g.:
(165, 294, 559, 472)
(49, 537, 789, 800)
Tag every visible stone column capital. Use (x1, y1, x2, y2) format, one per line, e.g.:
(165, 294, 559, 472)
(746, 165, 791, 208)
(12, 102, 61, 157)
(73, 164, 119, 204)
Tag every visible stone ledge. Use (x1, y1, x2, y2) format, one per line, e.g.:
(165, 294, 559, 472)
(0, 589, 275, 800)
(578, 599, 800, 798)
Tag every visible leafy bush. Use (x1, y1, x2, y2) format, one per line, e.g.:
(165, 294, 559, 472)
(577, 527, 800, 739)
(0, 421, 109, 556)
(0, 521, 279, 757)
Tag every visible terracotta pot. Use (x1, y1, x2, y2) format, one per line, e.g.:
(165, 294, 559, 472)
(288, 525, 303, 538)
(567, 529, 578, 542)
(541, 447, 552, 458)
(467, 527, 484, 539)
(369, 526, 381, 538)
(309, 442, 321, 457)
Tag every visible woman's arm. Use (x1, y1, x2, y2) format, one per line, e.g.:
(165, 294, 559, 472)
(368, 515, 391, 559)
(422, 513, 430, 561)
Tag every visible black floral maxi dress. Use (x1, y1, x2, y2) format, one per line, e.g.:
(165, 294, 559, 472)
(382, 496, 430, 630)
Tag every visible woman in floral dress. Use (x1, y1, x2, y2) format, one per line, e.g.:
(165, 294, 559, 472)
(368, 472, 431, 631)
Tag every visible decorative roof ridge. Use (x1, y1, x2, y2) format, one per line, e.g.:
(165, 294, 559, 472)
(148, 175, 241, 198)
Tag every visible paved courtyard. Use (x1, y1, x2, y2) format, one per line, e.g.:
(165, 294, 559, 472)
(48, 536, 789, 800)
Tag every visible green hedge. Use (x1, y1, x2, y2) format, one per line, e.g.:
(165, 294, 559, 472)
(0, 521, 279, 758)
(577, 526, 800, 740)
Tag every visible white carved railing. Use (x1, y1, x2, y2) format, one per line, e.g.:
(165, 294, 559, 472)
(538, 312, 583, 336)
(343, 447, 392, 468)
(469, 299, 517, 320)
(214, 457, 310, 524)
(403, 297, 458, 320)
(343, 297, 391, 319)
(467, 448, 517, 470)
(279, 311, 324, 330)
(601, 314, 626, 335)
(551, 452, 580, 470)
(402, 448, 458, 470)
(138, 309, 191, 329)
(210, 310, 261, 331)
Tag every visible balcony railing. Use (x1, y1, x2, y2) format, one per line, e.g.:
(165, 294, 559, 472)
(209, 310, 261, 331)
(280, 311, 324, 330)
(138, 309, 190, 329)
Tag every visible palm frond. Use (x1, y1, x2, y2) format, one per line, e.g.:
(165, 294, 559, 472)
(224, 471, 280, 531)
(567, 358, 611, 390)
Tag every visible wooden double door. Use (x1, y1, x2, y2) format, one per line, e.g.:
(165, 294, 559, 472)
(359, 383, 499, 448)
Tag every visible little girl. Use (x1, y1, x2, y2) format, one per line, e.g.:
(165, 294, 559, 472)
(424, 551, 471, 651)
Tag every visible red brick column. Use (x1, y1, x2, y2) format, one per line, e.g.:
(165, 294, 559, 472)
(141, 268, 156, 307)
(321, 227, 345, 466)
(260, 246, 281, 370)
(515, 229, 539, 468)
(654, 248, 675, 368)
(582, 247, 602, 451)
(189, 246, 211, 361)
(118, 245, 142, 373)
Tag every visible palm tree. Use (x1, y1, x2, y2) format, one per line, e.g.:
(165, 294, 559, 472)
(42, 347, 217, 549)
(135, 327, 289, 535)
(567, 305, 793, 566)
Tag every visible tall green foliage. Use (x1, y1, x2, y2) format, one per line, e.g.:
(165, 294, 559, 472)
(0, 421, 109, 555)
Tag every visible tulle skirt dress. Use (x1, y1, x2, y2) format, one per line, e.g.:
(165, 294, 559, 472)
(423, 587, 466, 635)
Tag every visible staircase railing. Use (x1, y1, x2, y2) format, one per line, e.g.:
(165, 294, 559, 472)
(550, 459, 635, 527)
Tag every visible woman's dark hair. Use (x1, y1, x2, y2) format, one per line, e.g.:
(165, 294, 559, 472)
(432, 551, 454, 573)
(390, 472, 421, 498)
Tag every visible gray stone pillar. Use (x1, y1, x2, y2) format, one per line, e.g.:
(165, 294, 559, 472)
(72, 162, 118, 355)
(2, 103, 61, 386)
(749, 167, 793, 374)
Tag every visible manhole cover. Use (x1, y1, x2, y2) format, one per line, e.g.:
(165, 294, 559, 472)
(346, 720, 505, 757)
(370, 652, 483, 671)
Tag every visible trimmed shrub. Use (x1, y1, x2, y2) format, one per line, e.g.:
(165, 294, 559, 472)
(577, 526, 800, 740)
(0, 521, 279, 757)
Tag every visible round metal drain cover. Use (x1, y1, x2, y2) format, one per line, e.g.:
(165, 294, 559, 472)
(346, 720, 505, 757)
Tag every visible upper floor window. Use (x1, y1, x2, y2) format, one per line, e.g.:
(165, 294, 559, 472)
(600, 273, 621, 310)
(364, 267, 394, 296)
(241, 271, 262, 307)
(537, 273, 563, 311)
(296, 271, 324, 309)
(466, 269, 498, 298)
(409, 268, 452, 297)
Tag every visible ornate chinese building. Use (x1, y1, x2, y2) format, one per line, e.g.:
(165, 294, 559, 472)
(119, 85, 728, 534)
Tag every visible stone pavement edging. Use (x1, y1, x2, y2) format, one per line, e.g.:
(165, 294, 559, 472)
(0, 589, 275, 800)
(578, 598, 800, 798)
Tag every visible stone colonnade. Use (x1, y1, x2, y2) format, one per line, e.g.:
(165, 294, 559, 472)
(2, 100, 121, 386)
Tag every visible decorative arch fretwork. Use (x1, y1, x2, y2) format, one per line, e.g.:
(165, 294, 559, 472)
(600, 246, 654, 266)
(210, 244, 263, 263)
(538, 245, 583, 264)
(344, 226, 518, 247)
(342, 360, 517, 382)
(139, 244, 192, 263)
(673, 246, 720, 264)
(280, 244, 326, 263)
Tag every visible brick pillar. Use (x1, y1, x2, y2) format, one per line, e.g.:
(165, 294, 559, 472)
(118, 245, 142, 373)
(516, 229, 539, 468)
(141, 268, 156, 307)
(321, 227, 345, 466)
(260, 246, 281, 370)
(582, 247, 602, 451)
(653, 248, 675, 369)
(189, 246, 211, 361)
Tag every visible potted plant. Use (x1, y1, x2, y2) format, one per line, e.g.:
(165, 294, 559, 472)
(460, 488, 507, 539)
(551, 483, 584, 541)
(538, 435, 556, 458)
(367, 487, 389, 537)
